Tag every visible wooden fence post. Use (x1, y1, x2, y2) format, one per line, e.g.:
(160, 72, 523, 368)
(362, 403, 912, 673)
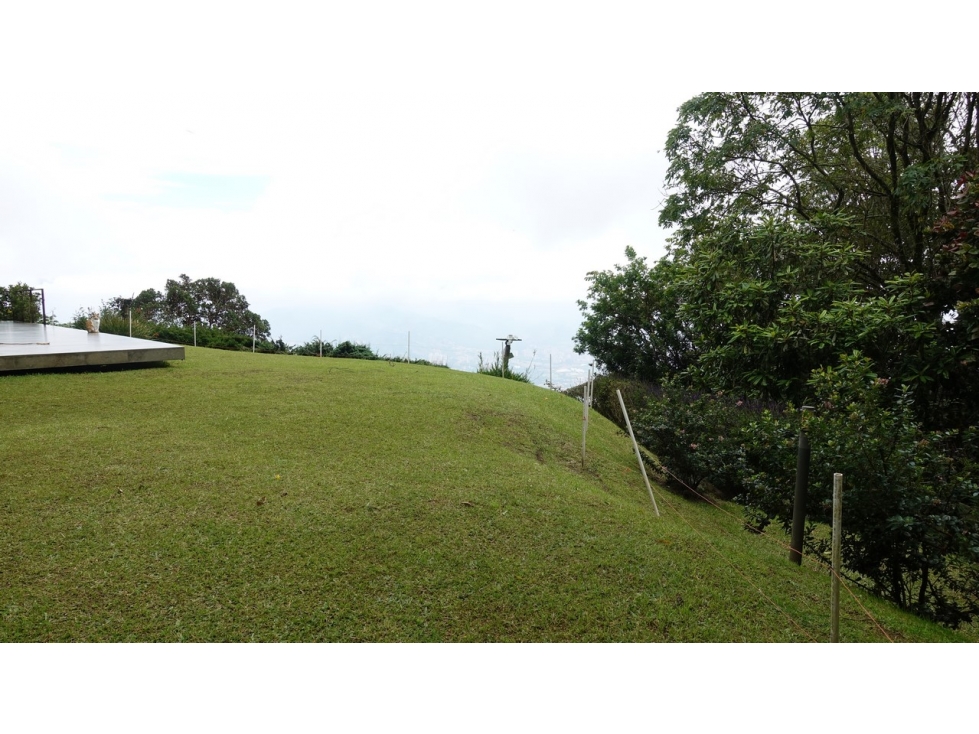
(831, 472, 843, 642)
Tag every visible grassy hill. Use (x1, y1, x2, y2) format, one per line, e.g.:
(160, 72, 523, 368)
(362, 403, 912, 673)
(1, 347, 972, 642)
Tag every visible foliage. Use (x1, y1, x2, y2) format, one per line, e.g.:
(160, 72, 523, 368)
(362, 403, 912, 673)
(574, 248, 693, 381)
(661, 92, 979, 283)
(69, 307, 156, 340)
(933, 171, 979, 348)
(381, 355, 448, 368)
(104, 289, 166, 324)
(1, 283, 43, 323)
(565, 374, 657, 430)
(738, 354, 979, 626)
(290, 335, 335, 357)
(632, 384, 761, 500)
(67, 307, 280, 352)
(575, 93, 979, 625)
(476, 351, 532, 383)
(667, 215, 965, 418)
(332, 340, 378, 360)
(107, 275, 270, 340)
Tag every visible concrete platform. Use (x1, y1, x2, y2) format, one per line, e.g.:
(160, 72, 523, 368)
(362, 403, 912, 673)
(0, 322, 185, 372)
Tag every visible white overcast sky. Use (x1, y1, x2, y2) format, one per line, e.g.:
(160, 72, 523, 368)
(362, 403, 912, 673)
(0, 2, 956, 386)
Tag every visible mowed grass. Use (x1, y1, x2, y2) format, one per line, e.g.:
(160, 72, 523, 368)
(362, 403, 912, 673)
(1, 348, 972, 642)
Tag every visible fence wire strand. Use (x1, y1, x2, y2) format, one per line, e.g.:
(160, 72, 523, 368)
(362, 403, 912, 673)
(635, 445, 895, 642)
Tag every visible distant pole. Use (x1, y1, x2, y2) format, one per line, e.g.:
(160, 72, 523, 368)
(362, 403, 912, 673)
(831, 472, 843, 642)
(193, 322, 197, 347)
(588, 362, 594, 408)
(319, 330, 323, 358)
(581, 368, 591, 467)
(616, 389, 660, 516)
(129, 308, 132, 338)
(252, 325, 256, 353)
(789, 406, 815, 565)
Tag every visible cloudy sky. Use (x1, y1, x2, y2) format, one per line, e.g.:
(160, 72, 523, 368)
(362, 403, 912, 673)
(0, 2, 934, 387)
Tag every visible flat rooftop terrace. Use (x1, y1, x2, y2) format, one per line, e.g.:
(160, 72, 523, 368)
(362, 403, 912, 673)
(0, 322, 185, 372)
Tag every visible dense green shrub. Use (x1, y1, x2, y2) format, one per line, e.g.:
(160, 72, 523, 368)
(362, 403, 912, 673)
(332, 341, 377, 360)
(291, 336, 335, 357)
(71, 308, 157, 340)
(631, 384, 759, 499)
(621, 355, 979, 626)
(576, 375, 658, 429)
(140, 322, 287, 353)
(739, 354, 979, 626)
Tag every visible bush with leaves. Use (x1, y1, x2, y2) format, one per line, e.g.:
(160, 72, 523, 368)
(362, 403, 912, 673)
(739, 353, 979, 626)
(290, 336, 335, 357)
(331, 341, 377, 360)
(631, 384, 762, 499)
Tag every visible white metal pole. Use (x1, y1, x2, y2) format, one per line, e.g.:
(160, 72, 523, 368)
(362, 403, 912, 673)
(581, 381, 589, 467)
(252, 325, 256, 353)
(617, 389, 660, 516)
(129, 308, 132, 338)
(193, 322, 197, 347)
(831, 472, 843, 642)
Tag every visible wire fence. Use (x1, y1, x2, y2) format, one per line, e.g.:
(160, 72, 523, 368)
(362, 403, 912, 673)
(639, 449, 895, 642)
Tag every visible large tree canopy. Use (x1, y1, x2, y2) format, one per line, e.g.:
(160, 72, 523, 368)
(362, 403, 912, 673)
(661, 93, 979, 286)
(577, 92, 979, 427)
(108, 275, 271, 340)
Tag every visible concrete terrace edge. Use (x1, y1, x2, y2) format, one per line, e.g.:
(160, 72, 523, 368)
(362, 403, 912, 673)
(0, 322, 185, 372)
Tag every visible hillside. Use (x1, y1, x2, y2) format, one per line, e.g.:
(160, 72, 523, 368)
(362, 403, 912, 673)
(0, 348, 971, 642)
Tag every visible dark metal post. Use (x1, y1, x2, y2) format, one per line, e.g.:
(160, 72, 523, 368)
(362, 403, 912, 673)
(789, 407, 815, 565)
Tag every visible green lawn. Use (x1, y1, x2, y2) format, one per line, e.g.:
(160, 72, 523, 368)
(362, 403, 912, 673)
(1, 347, 972, 641)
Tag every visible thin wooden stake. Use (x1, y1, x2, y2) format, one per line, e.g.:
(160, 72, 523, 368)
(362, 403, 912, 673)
(617, 389, 659, 516)
(831, 472, 843, 643)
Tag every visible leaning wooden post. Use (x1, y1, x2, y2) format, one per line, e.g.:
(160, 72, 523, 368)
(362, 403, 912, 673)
(616, 389, 660, 516)
(831, 472, 843, 643)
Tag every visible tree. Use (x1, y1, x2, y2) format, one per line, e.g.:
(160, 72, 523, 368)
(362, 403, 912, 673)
(574, 246, 694, 382)
(105, 289, 165, 324)
(663, 93, 978, 293)
(631, 92, 979, 425)
(575, 93, 979, 623)
(109, 275, 270, 340)
(0, 283, 42, 323)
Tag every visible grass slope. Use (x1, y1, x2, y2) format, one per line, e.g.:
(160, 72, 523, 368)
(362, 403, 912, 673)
(1, 348, 971, 642)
